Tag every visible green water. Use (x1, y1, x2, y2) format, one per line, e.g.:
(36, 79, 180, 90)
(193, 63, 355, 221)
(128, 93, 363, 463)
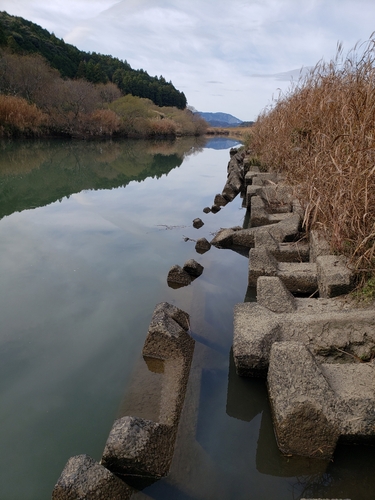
(0, 137, 373, 500)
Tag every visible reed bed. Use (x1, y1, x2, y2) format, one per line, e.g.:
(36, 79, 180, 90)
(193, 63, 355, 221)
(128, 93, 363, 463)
(249, 35, 375, 279)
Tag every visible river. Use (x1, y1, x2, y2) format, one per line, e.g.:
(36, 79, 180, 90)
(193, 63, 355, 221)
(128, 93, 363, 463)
(0, 137, 374, 500)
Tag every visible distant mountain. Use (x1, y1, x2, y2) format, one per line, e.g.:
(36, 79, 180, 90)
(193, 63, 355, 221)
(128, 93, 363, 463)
(197, 112, 243, 127)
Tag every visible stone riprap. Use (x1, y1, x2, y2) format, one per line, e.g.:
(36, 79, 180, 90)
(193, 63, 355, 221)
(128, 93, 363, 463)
(268, 341, 375, 459)
(52, 455, 133, 500)
(233, 277, 375, 377)
(102, 302, 195, 483)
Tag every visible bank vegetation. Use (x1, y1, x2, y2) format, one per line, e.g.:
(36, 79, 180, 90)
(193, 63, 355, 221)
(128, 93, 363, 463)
(0, 50, 208, 139)
(247, 35, 375, 285)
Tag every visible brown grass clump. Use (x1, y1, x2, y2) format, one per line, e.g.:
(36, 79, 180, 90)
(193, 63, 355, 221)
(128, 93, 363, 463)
(249, 35, 375, 278)
(0, 94, 46, 135)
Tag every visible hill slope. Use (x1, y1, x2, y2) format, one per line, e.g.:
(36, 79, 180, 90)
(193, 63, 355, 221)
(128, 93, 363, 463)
(0, 11, 186, 109)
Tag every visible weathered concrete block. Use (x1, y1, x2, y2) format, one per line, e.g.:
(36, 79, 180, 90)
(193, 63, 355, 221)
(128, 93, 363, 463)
(310, 230, 331, 263)
(277, 262, 318, 295)
(143, 302, 194, 360)
(275, 241, 310, 262)
(250, 196, 271, 227)
(167, 265, 191, 287)
(150, 302, 190, 331)
(233, 303, 281, 377)
(268, 342, 340, 459)
(233, 298, 375, 376)
(202, 206, 211, 214)
(231, 228, 256, 248)
(249, 247, 317, 293)
(257, 276, 297, 313)
(248, 247, 279, 286)
(195, 237, 211, 254)
(210, 204, 221, 213)
(52, 455, 132, 500)
(222, 183, 238, 202)
(214, 193, 228, 207)
(316, 255, 355, 298)
(210, 228, 234, 248)
(321, 362, 375, 438)
(102, 416, 174, 479)
(245, 184, 263, 207)
(183, 259, 204, 278)
(192, 218, 204, 229)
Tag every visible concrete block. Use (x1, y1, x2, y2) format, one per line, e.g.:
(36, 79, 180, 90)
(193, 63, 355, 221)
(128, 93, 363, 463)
(250, 196, 272, 227)
(210, 228, 234, 248)
(192, 218, 204, 229)
(257, 276, 297, 313)
(321, 362, 375, 438)
(214, 193, 228, 207)
(316, 255, 355, 298)
(249, 247, 279, 286)
(183, 259, 204, 278)
(143, 302, 194, 361)
(277, 262, 318, 295)
(233, 303, 281, 376)
(102, 416, 174, 479)
(167, 265, 191, 288)
(310, 230, 331, 263)
(52, 455, 132, 500)
(268, 342, 340, 459)
(195, 237, 211, 254)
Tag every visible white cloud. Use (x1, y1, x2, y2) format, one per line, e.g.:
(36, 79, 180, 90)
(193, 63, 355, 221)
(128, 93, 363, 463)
(3, 0, 375, 120)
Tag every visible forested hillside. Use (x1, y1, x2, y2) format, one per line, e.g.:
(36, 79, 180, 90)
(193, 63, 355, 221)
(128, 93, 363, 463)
(0, 11, 186, 109)
(0, 11, 209, 139)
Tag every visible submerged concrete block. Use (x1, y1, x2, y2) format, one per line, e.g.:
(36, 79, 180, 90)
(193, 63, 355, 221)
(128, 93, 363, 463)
(52, 455, 132, 500)
(192, 218, 204, 229)
(316, 255, 355, 298)
(102, 302, 195, 483)
(102, 416, 174, 479)
(167, 265, 191, 288)
(214, 193, 228, 207)
(195, 237, 211, 254)
(143, 302, 194, 360)
(268, 342, 340, 459)
(183, 259, 204, 278)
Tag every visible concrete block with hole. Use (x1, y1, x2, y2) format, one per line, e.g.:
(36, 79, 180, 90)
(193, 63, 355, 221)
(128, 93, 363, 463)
(233, 277, 375, 377)
(268, 341, 375, 459)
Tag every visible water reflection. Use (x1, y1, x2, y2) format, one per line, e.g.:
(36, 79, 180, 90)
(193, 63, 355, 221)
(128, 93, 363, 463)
(0, 137, 206, 220)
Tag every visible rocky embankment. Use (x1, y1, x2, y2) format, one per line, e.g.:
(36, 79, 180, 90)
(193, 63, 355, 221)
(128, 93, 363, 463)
(210, 147, 375, 462)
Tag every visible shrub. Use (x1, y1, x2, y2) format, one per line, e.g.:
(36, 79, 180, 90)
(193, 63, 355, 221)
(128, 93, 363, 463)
(0, 94, 46, 135)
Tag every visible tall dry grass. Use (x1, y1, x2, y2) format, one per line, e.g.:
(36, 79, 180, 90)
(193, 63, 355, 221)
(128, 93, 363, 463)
(249, 35, 375, 278)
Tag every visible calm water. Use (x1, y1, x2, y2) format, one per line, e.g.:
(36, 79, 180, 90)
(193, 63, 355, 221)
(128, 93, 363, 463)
(0, 138, 374, 500)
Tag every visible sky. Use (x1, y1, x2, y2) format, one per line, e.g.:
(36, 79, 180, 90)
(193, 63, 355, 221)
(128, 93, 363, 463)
(1, 0, 375, 121)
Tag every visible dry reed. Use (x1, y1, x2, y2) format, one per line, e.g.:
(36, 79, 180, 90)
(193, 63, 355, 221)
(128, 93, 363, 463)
(249, 35, 375, 279)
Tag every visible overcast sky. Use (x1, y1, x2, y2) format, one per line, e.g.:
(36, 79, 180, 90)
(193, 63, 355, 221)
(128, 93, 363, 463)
(2, 0, 375, 120)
